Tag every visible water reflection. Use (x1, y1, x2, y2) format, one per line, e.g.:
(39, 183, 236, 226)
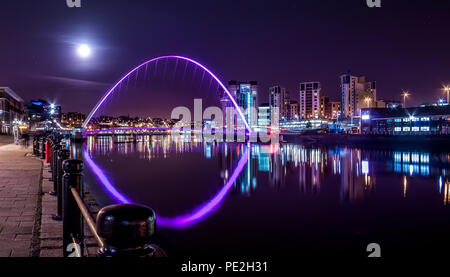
(84, 135, 450, 209)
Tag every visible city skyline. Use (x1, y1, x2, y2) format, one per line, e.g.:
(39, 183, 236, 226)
(1, 0, 449, 115)
(1, 0, 450, 264)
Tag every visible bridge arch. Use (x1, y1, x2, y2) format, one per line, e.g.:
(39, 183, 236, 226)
(82, 55, 251, 131)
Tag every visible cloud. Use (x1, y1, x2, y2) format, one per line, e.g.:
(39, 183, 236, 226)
(30, 74, 111, 89)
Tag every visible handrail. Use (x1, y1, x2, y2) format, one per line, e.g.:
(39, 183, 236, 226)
(45, 135, 165, 257)
(70, 187, 105, 249)
(61, 158, 161, 257)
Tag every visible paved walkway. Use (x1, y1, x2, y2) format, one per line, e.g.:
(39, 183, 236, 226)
(0, 135, 14, 147)
(39, 164, 64, 257)
(0, 140, 103, 257)
(0, 143, 42, 257)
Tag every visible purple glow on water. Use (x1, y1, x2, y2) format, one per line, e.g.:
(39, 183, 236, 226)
(157, 146, 249, 229)
(82, 55, 251, 132)
(83, 145, 249, 229)
(84, 152, 132, 204)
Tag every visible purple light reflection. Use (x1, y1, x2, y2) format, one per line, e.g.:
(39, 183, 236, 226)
(83, 144, 249, 229)
(84, 152, 132, 204)
(82, 55, 251, 132)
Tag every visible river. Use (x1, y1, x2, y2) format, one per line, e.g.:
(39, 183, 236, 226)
(73, 135, 450, 257)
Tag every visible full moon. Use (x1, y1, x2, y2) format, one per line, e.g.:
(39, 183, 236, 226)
(77, 44, 91, 58)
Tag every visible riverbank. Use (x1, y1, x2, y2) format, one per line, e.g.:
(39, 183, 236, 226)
(284, 133, 450, 152)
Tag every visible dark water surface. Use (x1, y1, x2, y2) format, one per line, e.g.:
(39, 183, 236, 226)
(75, 135, 450, 257)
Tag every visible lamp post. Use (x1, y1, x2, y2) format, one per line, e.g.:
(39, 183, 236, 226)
(402, 91, 410, 108)
(444, 86, 450, 104)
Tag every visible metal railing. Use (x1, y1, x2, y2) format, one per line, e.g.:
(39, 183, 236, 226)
(41, 135, 167, 257)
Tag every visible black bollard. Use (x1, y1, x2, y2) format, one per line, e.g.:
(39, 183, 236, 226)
(96, 204, 156, 257)
(62, 159, 84, 257)
(39, 137, 46, 159)
(33, 137, 38, 156)
(52, 149, 70, 221)
(49, 143, 61, 195)
(47, 138, 53, 173)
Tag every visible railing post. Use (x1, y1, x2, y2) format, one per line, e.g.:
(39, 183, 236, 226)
(52, 149, 70, 221)
(62, 159, 84, 257)
(45, 138, 52, 163)
(49, 143, 61, 194)
(39, 137, 45, 159)
(33, 136, 38, 156)
(96, 204, 156, 257)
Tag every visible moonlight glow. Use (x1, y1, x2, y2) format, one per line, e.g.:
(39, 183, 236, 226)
(77, 44, 91, 58)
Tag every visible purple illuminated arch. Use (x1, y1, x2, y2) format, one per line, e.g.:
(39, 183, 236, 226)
(83, 146, 249, 229)
(82, 55, 251, 132)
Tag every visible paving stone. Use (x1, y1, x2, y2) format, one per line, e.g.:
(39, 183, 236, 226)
(39, 248, 62, 257)
(41, 239, 63, 248)
(0, 144, 41, 257)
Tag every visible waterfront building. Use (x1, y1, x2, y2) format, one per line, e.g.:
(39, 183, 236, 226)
(280, 119, 328, 132)
(319, 96, 341, 119)
(0, 87, 25, 134)
(286, 100, 299, 120)
(219, 88, 235, 128)
(330, 101, 341, 119)
(26, 99, 61, 130)
(61, 112, 86, 128)
(320, 96, 331, 119)
(269, 86, 289, 121)
(257, 103, 271, 128)
(375, 100, 402, 109)
(299, 81, 321, 119)
(340, 72, 376, 118)
(360, 105, 450, 135)
(229, 81, 258, 127)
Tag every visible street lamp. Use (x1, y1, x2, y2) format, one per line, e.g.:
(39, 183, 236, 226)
(364, 97, 372, 108)
(443, 85, 450, 104)
(402, 91, 410, 108)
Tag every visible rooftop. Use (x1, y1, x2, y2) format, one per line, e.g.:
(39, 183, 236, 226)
(0, 87, 24, 103)
(362, 105, 450, 119)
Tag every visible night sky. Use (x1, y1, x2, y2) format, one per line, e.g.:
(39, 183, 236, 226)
(1, 0, 450, 117)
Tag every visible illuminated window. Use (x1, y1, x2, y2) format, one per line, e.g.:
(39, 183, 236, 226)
(412, 127, 420, 132)
(362, 114, 370, 120)
(394, 127, 401, 132)
(421, 127, 430, 131)
(403, 127, 410, 132)
(421, 117, 430, 121)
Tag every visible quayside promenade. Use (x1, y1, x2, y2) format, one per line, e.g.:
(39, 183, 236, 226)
(0, 136, 74, 257)
(0, 135, 104, 257)
(0, 136, 42, 257)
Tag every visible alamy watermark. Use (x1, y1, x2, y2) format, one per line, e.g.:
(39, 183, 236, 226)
(366, 0, 381, 8)
(170, 99, 280, 144)
(66, 0, 81, 8)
